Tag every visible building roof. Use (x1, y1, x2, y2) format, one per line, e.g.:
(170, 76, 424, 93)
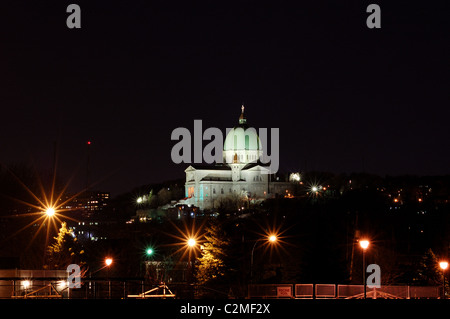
(200, 175, 233, 182)
(185, 164, 231, 172)
(241, 162, 271, 170)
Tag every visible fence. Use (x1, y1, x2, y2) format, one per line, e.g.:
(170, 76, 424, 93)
(337, 284, 364, 298)
(248, 284, 442, 299)
(0, 279, 443, 299)
(247, 284, 293, 298)
(295, 284, 313, 298)
(0, 279, 189, 299)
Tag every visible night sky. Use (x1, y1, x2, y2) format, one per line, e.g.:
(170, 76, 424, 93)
(0, 1, 449, 196)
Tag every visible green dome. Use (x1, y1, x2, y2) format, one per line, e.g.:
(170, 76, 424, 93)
(223, 126, 262, 151)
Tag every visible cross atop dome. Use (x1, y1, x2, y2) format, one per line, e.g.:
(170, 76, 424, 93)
(239, 104, 247, 124)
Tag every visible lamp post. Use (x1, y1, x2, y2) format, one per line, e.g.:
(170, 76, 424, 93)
(185, 238, 197, 297)
(140, 246, 155, 279)
(359, 240, 369, 299)
(250, 235, 277, 282)
(439, 261, 448, 299)
(105, 258, 113, 299)
(187, 238, 197, 282)
(22, 280, 30, 297)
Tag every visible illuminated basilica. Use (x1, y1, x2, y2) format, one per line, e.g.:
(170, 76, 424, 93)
(183, 106, 294, 210)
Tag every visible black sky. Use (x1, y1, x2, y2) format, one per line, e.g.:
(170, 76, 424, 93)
(0, 1, 449, 196)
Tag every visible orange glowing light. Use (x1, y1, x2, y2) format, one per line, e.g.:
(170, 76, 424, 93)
(359, 240, 370, 249)
(105, 258, 113, 266)
(45, 207, 56, 217)
(166, 219, 205, 262)
(187, 238, 196, 247)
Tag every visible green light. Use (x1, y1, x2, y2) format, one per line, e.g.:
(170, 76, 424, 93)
(146, 248, 154, 256)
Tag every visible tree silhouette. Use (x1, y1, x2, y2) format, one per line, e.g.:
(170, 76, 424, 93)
(45, 222, 85, 270)
(195, 219, 229, 287)
(414, 248, 442, 286)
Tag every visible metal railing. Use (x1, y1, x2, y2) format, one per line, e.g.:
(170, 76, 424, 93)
(248, 284, 442, 299)
(0, 280, 443, 299)
(247, 284, 294, 298)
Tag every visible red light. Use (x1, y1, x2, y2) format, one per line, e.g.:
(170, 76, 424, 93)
(87, 141, 91, 145)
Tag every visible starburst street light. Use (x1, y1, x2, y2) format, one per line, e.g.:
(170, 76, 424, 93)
(146, 248, 154, 256)
(307, 182, 322, 199)
(187, 238, 197, 248)
(2, 161, 85, 256)
(166, 219, 204, 262)
(45, 207, 56, 217)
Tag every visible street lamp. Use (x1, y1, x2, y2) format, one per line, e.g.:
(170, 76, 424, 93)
(359, 239, 369, 299)
(146, 248, 154, 256)
(45, 207, 56, 217)
(187, 238, 196, 248)
(439, 261, 448, 299)
(142, 247, 155, 279)
(105, 258, 113, 267)
(185, 238, 197, 290)
(22, 280, 31, 296)
(250, 235, 278, 282)
(105, 257, 113, 298)
(359, 240, 369, 250)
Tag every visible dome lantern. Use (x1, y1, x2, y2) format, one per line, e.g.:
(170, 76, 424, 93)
(239, 105, 247, 125)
